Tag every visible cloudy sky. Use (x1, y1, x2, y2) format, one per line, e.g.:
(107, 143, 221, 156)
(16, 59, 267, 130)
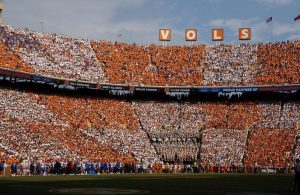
(2, 0, 300, 45)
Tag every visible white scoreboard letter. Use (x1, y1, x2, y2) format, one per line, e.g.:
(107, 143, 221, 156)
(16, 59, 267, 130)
(212, 29, 224, 41)
(159, 29, 171, 41)
(185, 29, 197, 41)
(239, 28, 251, 40)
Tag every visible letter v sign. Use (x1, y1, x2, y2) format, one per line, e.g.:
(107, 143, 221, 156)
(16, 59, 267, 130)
(159, 29, 171, 41)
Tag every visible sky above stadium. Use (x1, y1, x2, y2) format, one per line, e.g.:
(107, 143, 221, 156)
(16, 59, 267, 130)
(3, 0, 300, 45)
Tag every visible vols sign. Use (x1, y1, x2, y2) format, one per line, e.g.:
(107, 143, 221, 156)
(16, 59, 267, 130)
(185, 29, 197, 41)
(158, 28, 252, 41)
(239, 28, 251, 40)
(159, 29, 171, 41)
(212, 29, 224, 41)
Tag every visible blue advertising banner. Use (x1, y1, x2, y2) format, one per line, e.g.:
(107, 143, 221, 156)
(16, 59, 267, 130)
(32, 76, 54, 83)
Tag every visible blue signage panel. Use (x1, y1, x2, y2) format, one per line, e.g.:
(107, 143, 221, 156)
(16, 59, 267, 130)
(32, 76, 54, 83)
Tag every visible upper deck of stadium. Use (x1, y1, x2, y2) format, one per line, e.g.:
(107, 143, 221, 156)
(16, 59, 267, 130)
(0, 24, 299, 90)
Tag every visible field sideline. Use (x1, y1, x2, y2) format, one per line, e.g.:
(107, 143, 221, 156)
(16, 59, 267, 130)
(0, 174, 296, 195)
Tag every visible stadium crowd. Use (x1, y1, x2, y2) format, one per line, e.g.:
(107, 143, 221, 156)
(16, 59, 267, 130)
(244, 128, 295, 168)
(200, 128, 248, 166)
(0, 87, 299, 175)
(92, 40, 299, 86)
(255, 42, 300, 85)
(0, 24, 106, 82)
(203, 44, 258, 86)
(92, 41, 205, 86)
(0, 25, 299, 176)
(0, 24, 298, 86)
(0, 40, 33, 72)
(133, 102, 201, 163)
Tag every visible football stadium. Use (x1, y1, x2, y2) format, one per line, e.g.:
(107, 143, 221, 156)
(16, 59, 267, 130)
(0, 0, 299, 194)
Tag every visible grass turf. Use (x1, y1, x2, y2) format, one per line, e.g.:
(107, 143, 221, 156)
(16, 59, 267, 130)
(0, 174, 296, 195)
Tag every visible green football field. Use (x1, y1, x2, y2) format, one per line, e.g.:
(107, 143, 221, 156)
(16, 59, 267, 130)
(0, 174, 297, 195)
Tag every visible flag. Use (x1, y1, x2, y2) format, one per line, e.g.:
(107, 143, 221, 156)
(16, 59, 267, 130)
(295, 15, 300, 21)
(266, 17, 272, 23)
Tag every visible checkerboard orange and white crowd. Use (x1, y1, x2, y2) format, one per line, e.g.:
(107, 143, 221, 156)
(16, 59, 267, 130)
(0, 24, 299, 175)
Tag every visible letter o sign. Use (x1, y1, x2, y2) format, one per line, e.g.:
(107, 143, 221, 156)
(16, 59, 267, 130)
(185, 29, 197, 41)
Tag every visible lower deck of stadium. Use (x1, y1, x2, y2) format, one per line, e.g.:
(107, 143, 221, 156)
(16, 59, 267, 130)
(0, 81, 299, 175)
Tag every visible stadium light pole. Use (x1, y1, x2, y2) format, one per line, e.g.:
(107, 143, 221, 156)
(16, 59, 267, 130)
(40, 21, 44, 33)
(0, 0, 4, 24)
(117, 33, 122, 43)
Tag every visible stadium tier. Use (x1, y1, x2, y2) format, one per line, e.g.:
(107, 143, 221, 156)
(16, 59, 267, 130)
(0, 24, 299, 86)
(0, 86, 299, 168)
(0, 24, 299, 175)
